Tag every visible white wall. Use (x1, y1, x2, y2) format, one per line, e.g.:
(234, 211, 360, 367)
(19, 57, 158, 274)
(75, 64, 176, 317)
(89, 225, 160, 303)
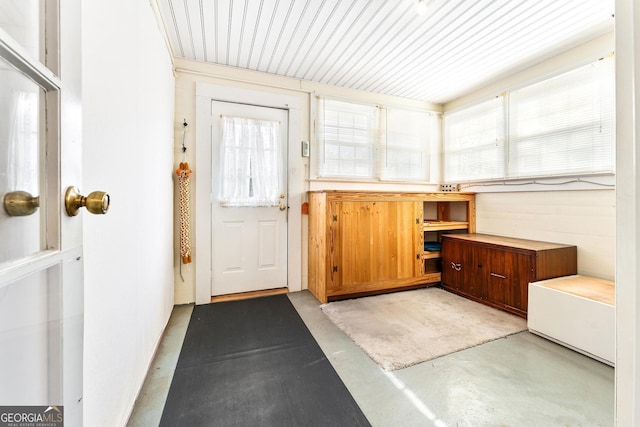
(476, 191, 615, 280)
(81, 1, 175, 425)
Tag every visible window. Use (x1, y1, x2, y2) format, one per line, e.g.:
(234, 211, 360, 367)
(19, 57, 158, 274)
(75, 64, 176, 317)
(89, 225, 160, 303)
(443, 96, 505, 182)
(218, 116, 283, 207)
(381, 108, 435, 182)
(508, 58, 615, 178)
(443, 56, 615, 183)
(316, 97, 379, 179)
(315, 96, 436, 182)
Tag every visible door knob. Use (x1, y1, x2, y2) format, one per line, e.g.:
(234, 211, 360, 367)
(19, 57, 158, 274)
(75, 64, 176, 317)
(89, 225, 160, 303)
(3, 191, 39, 216)
(279, 203, 287, 211)
(65, 186, 110, 216)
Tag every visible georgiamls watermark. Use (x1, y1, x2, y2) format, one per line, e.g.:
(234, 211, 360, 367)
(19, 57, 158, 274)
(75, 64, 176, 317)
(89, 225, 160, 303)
(0, 406, 63, 427)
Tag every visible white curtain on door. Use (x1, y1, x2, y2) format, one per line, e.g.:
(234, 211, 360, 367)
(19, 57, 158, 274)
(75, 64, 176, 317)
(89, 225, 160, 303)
(219, 116, 283, 207)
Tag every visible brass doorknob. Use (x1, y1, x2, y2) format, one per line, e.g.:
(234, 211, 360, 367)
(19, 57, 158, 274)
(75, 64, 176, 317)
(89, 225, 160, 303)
(3, 191, 39, 216)
(65, 186, 110, 216)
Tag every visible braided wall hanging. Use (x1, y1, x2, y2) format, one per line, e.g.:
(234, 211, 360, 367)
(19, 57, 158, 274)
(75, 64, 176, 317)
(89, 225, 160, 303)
(176, 161, 192, 265)
(176, 120, 192, 283)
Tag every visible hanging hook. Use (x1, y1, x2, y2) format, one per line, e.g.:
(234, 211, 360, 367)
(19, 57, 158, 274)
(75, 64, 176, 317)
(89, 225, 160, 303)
(182, 119, 188, 153)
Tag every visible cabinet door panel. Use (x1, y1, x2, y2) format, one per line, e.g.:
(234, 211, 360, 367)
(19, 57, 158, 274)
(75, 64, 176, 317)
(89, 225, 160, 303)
(507, 253, 533, 311)
(486, 249, 511, 305)
(442, 238, 482, 294)
(388, 201, 421, 280)
(442, 238, 464, 290)
(329, 200, 420, 292)
(486, 249, 532, 311)
(461, 245, 482, 296)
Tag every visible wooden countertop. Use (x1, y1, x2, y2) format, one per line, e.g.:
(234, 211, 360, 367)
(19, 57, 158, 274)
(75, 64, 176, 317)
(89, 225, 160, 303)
(531, 275, 615, 306)
(441, 233, 576, 251)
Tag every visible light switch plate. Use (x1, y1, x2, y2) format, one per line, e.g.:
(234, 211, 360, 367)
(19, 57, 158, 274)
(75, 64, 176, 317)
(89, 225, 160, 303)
(301, 140, 310, 157)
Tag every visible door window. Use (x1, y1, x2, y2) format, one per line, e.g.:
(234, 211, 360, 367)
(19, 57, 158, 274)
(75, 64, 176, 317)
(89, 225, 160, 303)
(0, 0, 60, 269)
(0, 1, 41, 59)
(218, 116, 283, 207)
(0, 266, 62, 404)
(0, 56, 44, 264)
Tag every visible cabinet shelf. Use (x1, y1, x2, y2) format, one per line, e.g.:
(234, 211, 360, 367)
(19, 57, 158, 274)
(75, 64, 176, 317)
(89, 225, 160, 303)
(422, 251, 441, 260)
(423, 220, 469, 231)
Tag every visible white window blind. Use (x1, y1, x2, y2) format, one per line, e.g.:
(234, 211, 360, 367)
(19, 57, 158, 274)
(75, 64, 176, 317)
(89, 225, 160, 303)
(315, 96, 436, 182)
(380, 108, 434, 182)
(443, 96, 505, 182)
(508, 57, 615, 178)
(316, 97, 379, 178)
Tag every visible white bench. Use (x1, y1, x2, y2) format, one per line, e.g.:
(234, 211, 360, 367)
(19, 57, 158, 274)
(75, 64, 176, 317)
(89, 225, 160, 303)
(528, 275, 615, 366)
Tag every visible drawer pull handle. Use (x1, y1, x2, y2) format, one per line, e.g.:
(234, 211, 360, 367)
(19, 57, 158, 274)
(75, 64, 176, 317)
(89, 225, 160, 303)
(451, 262, 461, 271)
(490, 272, 506, 279)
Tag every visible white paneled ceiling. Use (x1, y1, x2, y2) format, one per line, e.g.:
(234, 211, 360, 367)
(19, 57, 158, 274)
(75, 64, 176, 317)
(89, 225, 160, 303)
(155, 0, 614, 104)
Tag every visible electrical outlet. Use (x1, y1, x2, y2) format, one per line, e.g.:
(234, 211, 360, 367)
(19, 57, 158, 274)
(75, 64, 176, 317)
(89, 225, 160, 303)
(440, 183, 460, 192)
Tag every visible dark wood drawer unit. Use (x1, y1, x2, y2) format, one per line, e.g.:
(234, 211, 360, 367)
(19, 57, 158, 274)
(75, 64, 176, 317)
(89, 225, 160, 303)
(441, 233, 577, 318)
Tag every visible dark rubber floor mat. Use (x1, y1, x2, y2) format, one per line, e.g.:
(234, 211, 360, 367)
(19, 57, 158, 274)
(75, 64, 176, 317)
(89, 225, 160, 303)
(159, 294, 370, 427)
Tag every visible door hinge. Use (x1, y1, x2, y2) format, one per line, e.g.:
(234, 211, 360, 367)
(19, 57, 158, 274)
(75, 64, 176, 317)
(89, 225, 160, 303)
(332, 214, 338, 221)
(333, 265, 338, 272)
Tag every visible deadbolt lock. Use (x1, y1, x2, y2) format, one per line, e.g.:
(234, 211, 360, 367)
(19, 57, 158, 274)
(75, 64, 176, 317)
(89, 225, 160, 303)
(65, 186, 110, 216)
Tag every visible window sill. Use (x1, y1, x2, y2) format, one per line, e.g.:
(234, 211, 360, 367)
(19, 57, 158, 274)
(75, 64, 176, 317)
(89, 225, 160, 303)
(454, 173, 615, 193)
(308, 178, 440, 193)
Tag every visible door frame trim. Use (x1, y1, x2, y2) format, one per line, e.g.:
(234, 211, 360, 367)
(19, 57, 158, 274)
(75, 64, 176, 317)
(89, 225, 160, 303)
(195, 82, 303, 304)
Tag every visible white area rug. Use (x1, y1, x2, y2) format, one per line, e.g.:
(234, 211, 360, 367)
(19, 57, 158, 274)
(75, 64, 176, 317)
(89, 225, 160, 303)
(321, 287, 527, 371)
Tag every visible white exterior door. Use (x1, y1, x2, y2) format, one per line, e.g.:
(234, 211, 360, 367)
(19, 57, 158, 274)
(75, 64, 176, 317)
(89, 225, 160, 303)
(210, 101, 288, 296)
(0, 1, 84, 425)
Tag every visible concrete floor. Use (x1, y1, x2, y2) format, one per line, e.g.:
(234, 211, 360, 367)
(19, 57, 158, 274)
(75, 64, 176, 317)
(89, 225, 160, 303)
(127, 304, 193, 427)
(127, 290, 614, 426)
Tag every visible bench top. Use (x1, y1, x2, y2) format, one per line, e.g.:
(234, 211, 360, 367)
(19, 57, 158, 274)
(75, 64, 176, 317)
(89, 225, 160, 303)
(531, 275, 614, 306)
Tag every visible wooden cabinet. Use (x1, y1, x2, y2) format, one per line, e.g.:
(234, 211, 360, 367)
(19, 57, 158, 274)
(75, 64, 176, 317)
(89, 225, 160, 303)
(441, 233, 577, 318)
(328, 199, 420, 293)
(308, 191, 475, 303)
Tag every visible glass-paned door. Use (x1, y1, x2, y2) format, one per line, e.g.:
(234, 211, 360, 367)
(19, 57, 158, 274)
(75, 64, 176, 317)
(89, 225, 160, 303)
(0, 1, 84, 425)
